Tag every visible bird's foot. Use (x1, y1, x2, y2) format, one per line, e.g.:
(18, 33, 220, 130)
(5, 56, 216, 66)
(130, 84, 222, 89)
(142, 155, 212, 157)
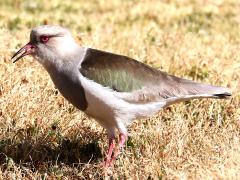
(104, 138, 115, 168)
(109, 133, 127, 165)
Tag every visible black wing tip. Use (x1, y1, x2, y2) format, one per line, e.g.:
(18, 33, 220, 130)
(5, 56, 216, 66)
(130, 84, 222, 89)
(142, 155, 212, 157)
(213, 92, 232, 99)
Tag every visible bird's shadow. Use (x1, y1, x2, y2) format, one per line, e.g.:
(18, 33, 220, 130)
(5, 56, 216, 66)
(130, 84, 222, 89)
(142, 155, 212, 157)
(0, 125, 104, 172)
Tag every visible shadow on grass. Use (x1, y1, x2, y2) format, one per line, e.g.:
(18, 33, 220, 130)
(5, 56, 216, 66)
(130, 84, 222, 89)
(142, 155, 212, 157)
(0, 125, 103, 172)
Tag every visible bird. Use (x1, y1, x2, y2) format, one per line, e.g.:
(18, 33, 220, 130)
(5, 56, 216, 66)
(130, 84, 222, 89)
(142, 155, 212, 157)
(12, 25, 231, 167)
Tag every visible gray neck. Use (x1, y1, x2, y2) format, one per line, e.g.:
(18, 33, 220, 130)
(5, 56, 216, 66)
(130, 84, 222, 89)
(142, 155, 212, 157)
(40, 46, 87, 75)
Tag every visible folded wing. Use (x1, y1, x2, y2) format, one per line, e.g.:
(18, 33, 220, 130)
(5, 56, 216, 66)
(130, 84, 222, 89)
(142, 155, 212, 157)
(80, 48, 231, 104)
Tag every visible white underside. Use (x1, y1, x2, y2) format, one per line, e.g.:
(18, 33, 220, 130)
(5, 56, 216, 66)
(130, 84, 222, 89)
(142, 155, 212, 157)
(79, 73, 166, 136)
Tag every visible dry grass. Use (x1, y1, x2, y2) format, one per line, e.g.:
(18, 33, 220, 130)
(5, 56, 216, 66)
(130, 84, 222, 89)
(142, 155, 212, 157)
(0, 0, 240, 179)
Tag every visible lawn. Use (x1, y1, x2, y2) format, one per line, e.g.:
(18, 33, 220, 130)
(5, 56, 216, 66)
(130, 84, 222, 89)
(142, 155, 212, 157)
(0, 0, 239, 179)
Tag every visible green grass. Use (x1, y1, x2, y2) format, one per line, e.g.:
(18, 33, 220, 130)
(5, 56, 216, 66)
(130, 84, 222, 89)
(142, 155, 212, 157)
(0, 0, 240, 179)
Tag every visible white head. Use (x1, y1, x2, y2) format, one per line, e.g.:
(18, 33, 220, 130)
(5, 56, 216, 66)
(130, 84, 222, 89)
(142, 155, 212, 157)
(12, 25, 80, 67)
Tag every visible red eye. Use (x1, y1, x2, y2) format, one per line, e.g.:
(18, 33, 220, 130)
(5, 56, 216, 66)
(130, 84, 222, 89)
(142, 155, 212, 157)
(40, 35, 49, 43)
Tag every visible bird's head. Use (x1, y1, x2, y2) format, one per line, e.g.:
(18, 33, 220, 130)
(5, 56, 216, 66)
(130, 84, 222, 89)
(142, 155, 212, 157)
(12, 25, 79, 67)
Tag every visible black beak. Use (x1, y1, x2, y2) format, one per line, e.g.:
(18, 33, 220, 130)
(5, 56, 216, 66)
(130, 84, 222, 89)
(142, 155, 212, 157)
(12, 42, 36, 63)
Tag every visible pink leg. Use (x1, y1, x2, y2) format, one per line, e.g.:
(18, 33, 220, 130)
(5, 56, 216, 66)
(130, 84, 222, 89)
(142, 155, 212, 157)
(119, 133, 127, 148)
(110, 133, 127, 164)
(104, 138, 115, 167)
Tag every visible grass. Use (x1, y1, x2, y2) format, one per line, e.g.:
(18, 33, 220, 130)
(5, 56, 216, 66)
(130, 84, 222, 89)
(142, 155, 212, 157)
(0, 0, 240, 179)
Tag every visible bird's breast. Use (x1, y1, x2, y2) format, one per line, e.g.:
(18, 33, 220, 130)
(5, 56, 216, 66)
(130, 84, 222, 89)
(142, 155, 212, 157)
(48, 68, 88, 111)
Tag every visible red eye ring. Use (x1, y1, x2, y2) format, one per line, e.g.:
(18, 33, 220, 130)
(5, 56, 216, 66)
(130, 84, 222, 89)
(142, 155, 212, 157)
(40, 35, 50, 43)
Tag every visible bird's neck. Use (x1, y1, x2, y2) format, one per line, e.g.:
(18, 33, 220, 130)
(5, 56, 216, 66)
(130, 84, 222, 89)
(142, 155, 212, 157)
(39, 46, 86, 75)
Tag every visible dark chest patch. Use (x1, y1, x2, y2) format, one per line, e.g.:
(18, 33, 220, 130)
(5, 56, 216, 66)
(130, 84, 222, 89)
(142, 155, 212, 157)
(49, 69, 88, 111)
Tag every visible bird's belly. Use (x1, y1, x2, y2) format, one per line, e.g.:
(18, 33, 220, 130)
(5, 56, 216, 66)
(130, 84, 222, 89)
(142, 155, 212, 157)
(84, 91, 117, 128)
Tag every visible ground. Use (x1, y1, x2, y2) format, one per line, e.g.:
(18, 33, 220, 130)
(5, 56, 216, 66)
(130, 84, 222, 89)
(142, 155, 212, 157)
(0, 0, 239, 179)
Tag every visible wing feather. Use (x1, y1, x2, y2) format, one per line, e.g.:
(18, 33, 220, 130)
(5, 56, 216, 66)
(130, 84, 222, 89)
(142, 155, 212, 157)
(80, 48, 230, 104)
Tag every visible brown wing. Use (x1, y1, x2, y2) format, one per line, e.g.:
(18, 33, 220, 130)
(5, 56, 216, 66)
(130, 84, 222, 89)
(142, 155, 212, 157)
(80, 48, 231, 104)
(80, 48, 161, 92)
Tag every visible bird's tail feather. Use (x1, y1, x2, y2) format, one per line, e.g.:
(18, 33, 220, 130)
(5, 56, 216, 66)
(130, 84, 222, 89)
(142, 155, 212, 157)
(193, 84, 231, 99)
(163, 85, 231, 107)
(127, 85, 231, 123)
(212, 92, 231, 99)
(175, 78, 232, 99)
